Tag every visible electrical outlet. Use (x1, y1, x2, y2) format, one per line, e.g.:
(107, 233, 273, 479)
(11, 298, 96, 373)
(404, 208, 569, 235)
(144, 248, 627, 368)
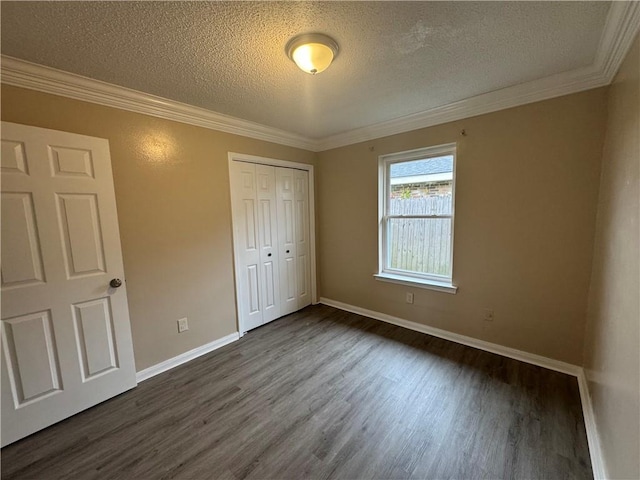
(406, 292, 414, 304)
(483, 309, 494, 322)
(177, 317, 189, 333)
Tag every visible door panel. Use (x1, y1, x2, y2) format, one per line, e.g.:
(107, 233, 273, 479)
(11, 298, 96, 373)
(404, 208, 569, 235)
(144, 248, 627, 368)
(49, 146, 95, 178)
(276, 168, 298, 316)
(260, 201, 273, 248)
(256, 164, 280, 324)
(72, 297, 118, 380)
(230, 162, 263, 332)
(1, 122, 137, 447)
(262, 261, 277, 310)
(2, 310, 62, 406)
(56, 193, 106, 278)
(1, 140, 28, 174)
(284, 257, 296, 300)
(247, 265, 260, 314)
(282, 201, 294, 244)
(242, 198, 257, 250)
(297, 253, 308, 298)
(1, 192, 45, 288)
(293, 170, 311, 309)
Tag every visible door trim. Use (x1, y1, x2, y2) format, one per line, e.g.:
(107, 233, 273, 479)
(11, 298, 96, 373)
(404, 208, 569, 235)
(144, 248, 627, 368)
(227, 152, 317, 335)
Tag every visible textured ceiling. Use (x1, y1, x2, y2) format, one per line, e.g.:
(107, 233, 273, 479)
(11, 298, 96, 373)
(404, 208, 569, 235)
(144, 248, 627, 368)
(1, 1, 610, 140)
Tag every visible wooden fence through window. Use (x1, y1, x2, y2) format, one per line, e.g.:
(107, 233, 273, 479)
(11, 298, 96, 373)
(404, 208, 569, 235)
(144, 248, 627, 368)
(388, 196, 452, 276)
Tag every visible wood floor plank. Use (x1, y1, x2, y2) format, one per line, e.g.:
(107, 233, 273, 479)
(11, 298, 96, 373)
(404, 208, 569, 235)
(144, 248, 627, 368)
(1, 304, 592, 479)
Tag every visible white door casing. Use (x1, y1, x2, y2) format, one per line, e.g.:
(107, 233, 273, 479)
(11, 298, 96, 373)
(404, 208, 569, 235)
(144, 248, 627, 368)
(1, 122, 137, 447)
(228, 153, 315, 334)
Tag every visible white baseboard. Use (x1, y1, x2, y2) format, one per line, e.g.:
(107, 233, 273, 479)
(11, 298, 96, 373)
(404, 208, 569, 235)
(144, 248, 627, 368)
(319, 297, 608, 478)
(319, 297, 580, 375)
(136, 332, 240, 383)
(577, 371, 607, 480)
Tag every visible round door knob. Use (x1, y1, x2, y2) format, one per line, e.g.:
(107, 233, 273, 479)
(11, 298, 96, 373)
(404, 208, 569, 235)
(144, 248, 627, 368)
(286, 250, 290, 253)
(268, 253, 272, 257)
(110, 278, 123, 288)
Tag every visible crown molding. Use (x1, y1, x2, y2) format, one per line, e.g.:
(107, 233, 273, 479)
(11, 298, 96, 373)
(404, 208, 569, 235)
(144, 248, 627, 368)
(316, 63, 607, 151)
(316, 0, 640, 151)
(596, 0, 640, 83)
(2, 2, 638, 153)
(0, 56, 320, 152)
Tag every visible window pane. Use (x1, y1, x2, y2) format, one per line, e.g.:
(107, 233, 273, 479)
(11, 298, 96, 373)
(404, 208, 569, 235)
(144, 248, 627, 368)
(389, 156, 453, 215)
(388, 217, 452, 277)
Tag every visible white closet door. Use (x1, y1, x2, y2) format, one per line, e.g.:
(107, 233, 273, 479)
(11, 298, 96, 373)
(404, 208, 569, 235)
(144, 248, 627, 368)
(231, 160, 312, 333)
(229, 162, 263, 331)
(255, 165, 281, 324)
(294, 169, 311, 309)
(1, 122, 137, 446)
(276, 168, 298, 316)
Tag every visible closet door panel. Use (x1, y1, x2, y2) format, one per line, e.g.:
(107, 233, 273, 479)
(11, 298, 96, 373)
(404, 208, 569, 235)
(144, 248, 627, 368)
(276, 168, 298, 316)
(255, 165, 280, 324)
(294, 170, 311, 309)
(232, 161, 312, 333)
(230, 162, 263, 331)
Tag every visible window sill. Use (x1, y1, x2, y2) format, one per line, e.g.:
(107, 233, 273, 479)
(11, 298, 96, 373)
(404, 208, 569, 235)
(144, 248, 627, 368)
(374, 273, 458, 294)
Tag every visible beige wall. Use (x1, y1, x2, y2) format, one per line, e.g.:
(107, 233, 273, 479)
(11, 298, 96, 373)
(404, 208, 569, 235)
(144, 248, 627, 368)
(318, 88, 608, 365)
(584, 35, 639, 480)
(1, 85, 316, 371)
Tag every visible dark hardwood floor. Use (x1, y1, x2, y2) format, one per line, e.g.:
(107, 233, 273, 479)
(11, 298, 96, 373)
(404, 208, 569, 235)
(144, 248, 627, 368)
(1, 304, 592, 480)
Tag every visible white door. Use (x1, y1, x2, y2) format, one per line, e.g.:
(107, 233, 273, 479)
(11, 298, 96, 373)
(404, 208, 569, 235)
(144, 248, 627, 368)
(255, 164, 281, 324)
(276, 168, 298, 316)
(1, 122, 137, 447)
(230, 161, 312, 333)
(276, 168, 311, 315)
(230, 162, 282, 331)
(229, 162, 263, 331)
(293, 169, 311, 309)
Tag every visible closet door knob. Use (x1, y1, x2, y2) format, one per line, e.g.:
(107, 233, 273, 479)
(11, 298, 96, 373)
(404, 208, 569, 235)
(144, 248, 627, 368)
(268, 253, 272, 257)
(110, 278, 122, 288)
(286, 250, 290, 253)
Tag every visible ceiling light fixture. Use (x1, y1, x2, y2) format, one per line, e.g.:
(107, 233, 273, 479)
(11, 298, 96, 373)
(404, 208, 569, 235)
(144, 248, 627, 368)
(286, 33, 339, 75)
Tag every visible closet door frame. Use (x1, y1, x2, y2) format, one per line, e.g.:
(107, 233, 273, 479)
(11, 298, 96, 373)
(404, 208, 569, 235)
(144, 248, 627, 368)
(228, 152, 317, 335)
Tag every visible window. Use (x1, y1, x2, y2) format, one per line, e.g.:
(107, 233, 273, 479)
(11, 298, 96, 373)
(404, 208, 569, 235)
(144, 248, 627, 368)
(376, 143, 457, 293)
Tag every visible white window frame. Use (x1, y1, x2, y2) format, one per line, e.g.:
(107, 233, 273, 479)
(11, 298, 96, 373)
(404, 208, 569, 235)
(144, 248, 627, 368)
(375, 143, 458, 294)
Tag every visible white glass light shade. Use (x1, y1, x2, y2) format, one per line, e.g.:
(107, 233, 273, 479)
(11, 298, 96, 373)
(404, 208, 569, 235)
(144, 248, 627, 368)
(286, 33, 339, 75)
(291, 43, 334, 74)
